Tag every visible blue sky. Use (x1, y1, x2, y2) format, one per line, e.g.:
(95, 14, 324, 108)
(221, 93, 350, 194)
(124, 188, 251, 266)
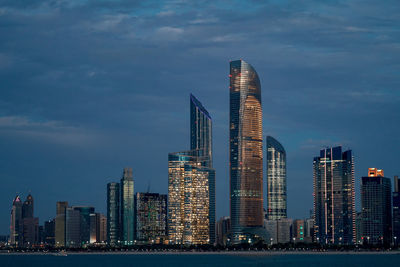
(0, 0, 399, 234)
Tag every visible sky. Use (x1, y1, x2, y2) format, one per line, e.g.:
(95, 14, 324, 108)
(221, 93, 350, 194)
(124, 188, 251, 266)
(0, 0, 399, 234)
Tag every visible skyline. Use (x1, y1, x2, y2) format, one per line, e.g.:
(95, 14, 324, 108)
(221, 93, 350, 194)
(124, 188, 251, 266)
(1, 0, 400, 235)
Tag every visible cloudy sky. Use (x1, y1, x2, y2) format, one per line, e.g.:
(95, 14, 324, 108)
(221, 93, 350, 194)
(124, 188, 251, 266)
(0, 0, 399, 234)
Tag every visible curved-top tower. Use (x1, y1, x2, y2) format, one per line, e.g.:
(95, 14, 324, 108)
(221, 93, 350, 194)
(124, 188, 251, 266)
(266, 136, 287, 220)
(229, 60, 264, 242)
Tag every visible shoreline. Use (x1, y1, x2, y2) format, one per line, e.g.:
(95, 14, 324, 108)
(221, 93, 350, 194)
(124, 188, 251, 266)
(1, 250, 400, 256)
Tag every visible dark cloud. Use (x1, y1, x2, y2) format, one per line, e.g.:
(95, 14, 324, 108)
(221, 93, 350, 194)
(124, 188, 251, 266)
(0, 0, 399, 233)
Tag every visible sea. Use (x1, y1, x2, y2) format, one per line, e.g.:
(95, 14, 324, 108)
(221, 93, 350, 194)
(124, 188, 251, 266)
(1, 253, 399, 267)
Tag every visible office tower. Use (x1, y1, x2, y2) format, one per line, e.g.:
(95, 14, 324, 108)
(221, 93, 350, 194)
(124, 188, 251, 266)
(266, 136, 287, 220)
(89, 213, 97, 244)
(168, 150, 215, 245)
(55, 201, 68, 247)
(313, 146, 355, 244)
(293, 219, 305, 242)
(229, 59, 265, 243)
(10, 195, 23, 246)
(190, 94, 215, 244)
(44, 219, 55, 245)
(96, 213, 107, 243)
(393, 176, 400, 244)
(277, 218, 292, 244)
(21, 194, 39, 247)
(135, 192, 167, 244)
(65, 207, 81, 248)
(355, 212, 362, 244)
(107, 182, 120, 245)
(361, 168, 392, 245)
(305, 217, 314, 243)
(190, 94, 212, 167)
(120, 167, 134, 245)
(264, 220, 278, 245)
(167, 95, 215, 245)
(72, 206, 95, 245)
(216, 217, 231, 246)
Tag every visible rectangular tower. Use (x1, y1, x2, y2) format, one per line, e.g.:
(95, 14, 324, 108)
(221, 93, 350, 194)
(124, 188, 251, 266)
(393, 176, 400, 244)
(107, 182, 120, 246)
(55, 201, 68, 247)
(120, 167, 134, 245)
(313, 146, 355, 244)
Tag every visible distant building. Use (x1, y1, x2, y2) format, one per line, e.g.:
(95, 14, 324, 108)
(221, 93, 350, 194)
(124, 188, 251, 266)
(44, 219, 55, 246)
(313, 146, 355, 244)
(107, 182, 120, 246)
(216, 216, 231, 246)
(264, 220, 277, 245)
(304, 217, 314, 243)
(168, 150, 215, 245)
(55, 201, 68, 247)
(355, 212, 362, 244)
(96, 213, 107, 243)
(10, 195, 23, 246)
(264, 218, 292, 244)
(361, 168, 392, 245)
(65, 207, 81, 248)
(266, 136, 287, 220)
(393, 176, 400, 244)
(21, 194, 39, 247)
(73, 206, 95, 245)
(229, 59, 265, 243)
(135, 192, 167, 244)
(293, 219, 305, 242)
(120, 167, 135, 245)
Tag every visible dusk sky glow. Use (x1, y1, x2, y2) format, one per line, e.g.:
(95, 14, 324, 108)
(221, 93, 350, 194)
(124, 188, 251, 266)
(0, 0, 399, 234)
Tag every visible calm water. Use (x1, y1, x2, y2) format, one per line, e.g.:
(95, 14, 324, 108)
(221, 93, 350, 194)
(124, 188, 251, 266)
(1, 253, 399, 267)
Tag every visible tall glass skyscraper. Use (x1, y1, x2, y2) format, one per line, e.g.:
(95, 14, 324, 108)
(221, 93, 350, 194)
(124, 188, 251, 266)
(266, 136, 287, 220)
(361, 168, 392, 245)
(167, 94, 215, 245)
(10, 195, 23, 247)
(229, 59, 265, 243)
(107, 182, 120, 246)
(393, 176, 400, 244)
(120, 167, 134, 245)
(313, 146, 355, 244)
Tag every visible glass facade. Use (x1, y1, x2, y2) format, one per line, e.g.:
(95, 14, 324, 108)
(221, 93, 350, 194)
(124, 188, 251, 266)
(394, 176, 400, 243)
(10, 195, 23, 247)
(55, 201, 68, 247)
(135, 192, 167, 243)
(168, 150, 215, 245)
(361, 170, 392, 245)
(120, 167, 134, 245)
(107, 182, 120, 245)
(72, 206, 95, 245)
(229, 60, 264, 243)
(313, 146, 355, 244)
(65, 207, 81, 248)
(266, 136, 287, 220)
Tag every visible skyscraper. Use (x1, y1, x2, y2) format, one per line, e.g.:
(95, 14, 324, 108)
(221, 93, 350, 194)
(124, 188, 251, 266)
(229, 59, 265, 243)
(10, 195, 23, 246)
(361, 168, 392, 245)
(135, 192, 167, 244)
(168, 95, 215, 245)
(21, 194, 39, 247)
(65, 207, 81, 248)
(313, 146, 355, 244)
(55, 201, 68, 247)
(73, 206, 95, 245)
(107, 182, 120, 245)
(393, 176, 400, 245)
(266, 136, 287, 220)
(120, 167, 134, 245)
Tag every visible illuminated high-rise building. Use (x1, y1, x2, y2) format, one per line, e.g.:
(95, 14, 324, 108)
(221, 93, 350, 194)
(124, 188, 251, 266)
(107, 182, 120, 245)
(120, 167, 134, 245)
(361, 168, 392, 245)
(313, 146, 355, 244)
(72, 206, 95, 245)
(21, 194, 39, 247)
(393, 176, 400, 244)
(168, 150, 215, 245)
(55, 201, 68, 247)
(266, 136, 287, 220)
(135, 192, 167, 243)
(229, 59, 265, 243)
(10, 195, 23, 246)
(168, 95, 215, 245)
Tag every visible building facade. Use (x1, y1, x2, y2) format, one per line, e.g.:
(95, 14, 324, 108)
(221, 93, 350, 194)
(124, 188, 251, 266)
(107, 182, 120, 245)
(266, 136, 287, 220)
(393, 176, 400, 244)
(55, 201, 68, 247)
(216, 217, 231, 246)
(120, 167, 134, 245)
(168, 150, 215, 245)
(65, 207, 81, 248)
(361, 169, 392, 245)
(10, 195, 23, 246)
(313, 146, 355, 244)
(229, 59, 265, 243)
(135, 192, 167, 244)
